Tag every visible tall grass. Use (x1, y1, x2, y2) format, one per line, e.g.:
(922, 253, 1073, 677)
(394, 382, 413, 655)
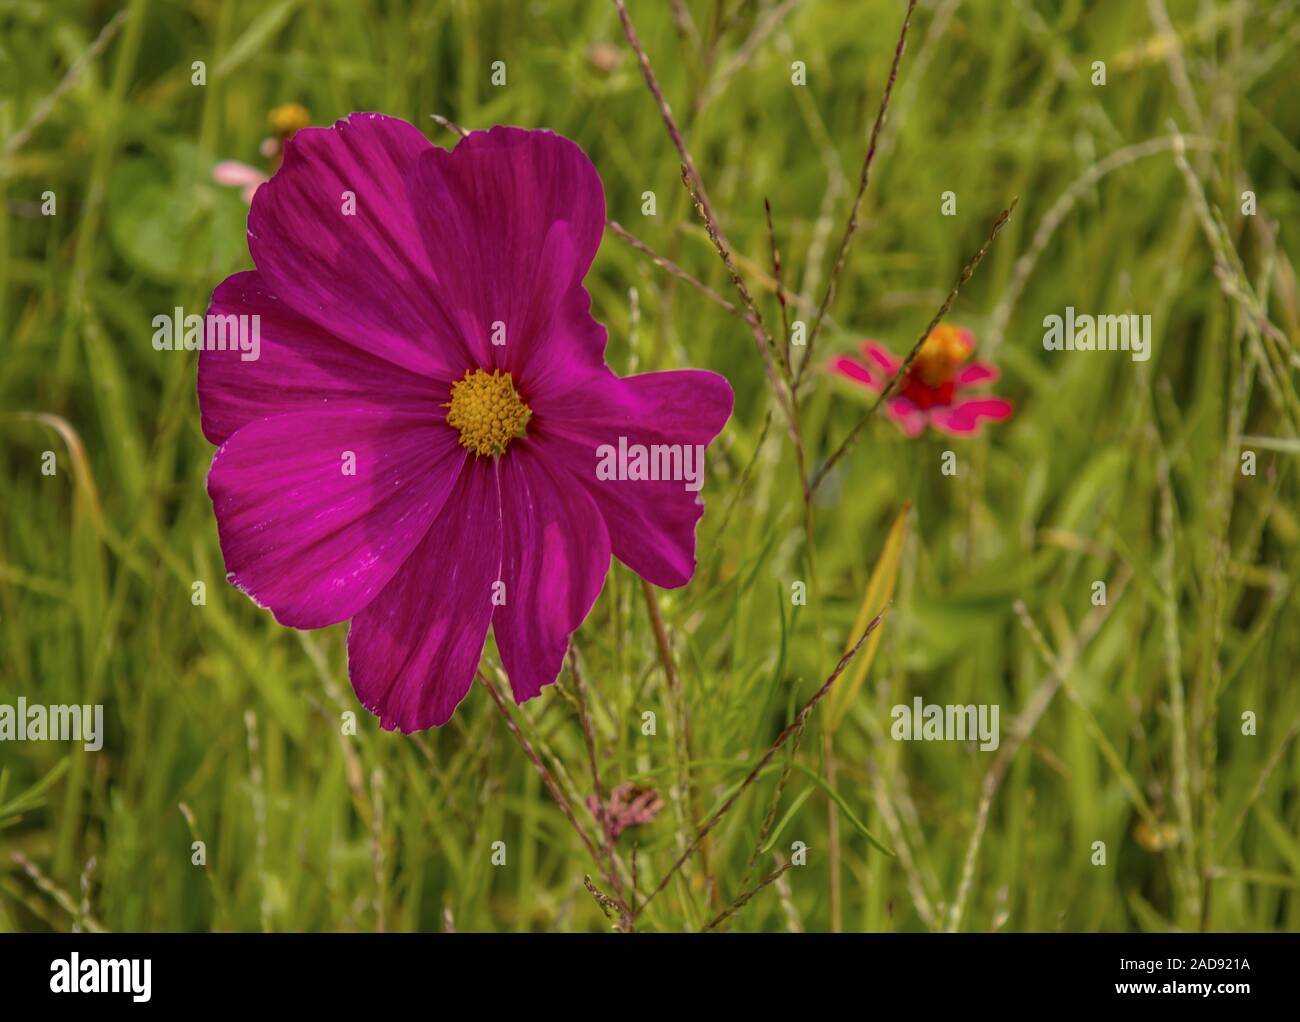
(1, 0, 1298, 932)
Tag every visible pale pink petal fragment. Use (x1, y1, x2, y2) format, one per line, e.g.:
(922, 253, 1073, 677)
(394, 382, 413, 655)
(213, 160, 267, 187)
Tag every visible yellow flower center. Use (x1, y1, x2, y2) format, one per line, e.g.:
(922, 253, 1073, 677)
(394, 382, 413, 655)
(912, 324, 973, 387)
(445, 369, 531, 457)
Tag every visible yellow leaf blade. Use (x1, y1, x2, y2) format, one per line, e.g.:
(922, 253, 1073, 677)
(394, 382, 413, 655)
(828, 501, 910, 733)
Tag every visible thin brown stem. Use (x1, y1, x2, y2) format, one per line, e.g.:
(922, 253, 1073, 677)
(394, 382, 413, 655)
(630, 844, 640, 913)
(481, 672, 598, 859)
(765, 197, 793, 379)
(738, 693, 810, 896)
(429, 112, 468, 139)
(613, 0, 794, 430)
(680, 165, 795, 425)
(568, 648, 633, 925)
(797, 0, 918, 388)
(480, 672, 631, 925)
(607, 219, 740, 318)
(612, 0, 717, 247)
(703, 863, 794, 931)
(568, 649, 608, 811)
(634, 609, 889, 919)
(583, 875, 622, 922)
(641, 578, 714, 903)
(641, 579, 694, 779)
(566, 650, 631, 920)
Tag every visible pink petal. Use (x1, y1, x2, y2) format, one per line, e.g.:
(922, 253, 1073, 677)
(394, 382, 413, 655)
(929, 397, 1015, 436)
(532, 368, 733, 588)
(247, 112, 482, 381)
(407, 127, 608, 391)
(346, 459, 501, 731)
(213, 160, 267, 188)
(886, 396, 927, 437)
(956, 360, 999, 386)
(861, 340, 903, 375)
(494, 445, 611, 704)
(240, 183, 261, 205)
(199, 271, 443, 447)
(510, 240, 610, 408)
(830, 355, 884, 392)
(206, 405, 465, 629)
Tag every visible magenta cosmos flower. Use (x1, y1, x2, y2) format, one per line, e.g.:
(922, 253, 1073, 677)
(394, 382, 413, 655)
(830, 324, 1012, 437)
(199, 114, 733, 731)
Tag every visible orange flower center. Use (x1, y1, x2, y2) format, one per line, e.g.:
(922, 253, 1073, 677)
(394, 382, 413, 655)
(911, 324, 973, 387)
(445, 369, 531, 457)
(268, 103, 311, 138)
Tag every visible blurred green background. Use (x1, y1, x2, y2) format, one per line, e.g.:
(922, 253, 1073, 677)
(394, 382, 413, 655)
(2, 0, 1298, 932)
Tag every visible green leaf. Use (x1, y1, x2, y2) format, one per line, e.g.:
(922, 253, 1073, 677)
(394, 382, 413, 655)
(0, 760, 71, 831)
(791, 764, 893, 856)
(106, 142, 247, 283)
